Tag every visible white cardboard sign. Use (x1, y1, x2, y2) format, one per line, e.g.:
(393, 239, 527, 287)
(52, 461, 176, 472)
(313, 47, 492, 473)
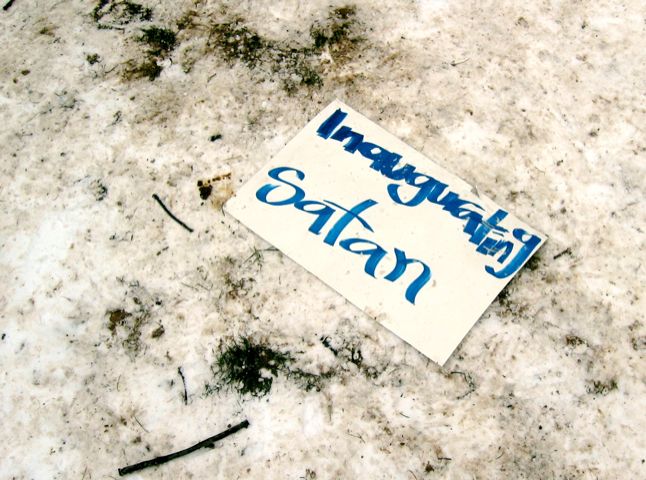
(225, 100, 546, 364)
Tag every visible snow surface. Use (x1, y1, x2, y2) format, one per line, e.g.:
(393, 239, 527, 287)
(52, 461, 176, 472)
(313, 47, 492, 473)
(0, 0, 644, 479)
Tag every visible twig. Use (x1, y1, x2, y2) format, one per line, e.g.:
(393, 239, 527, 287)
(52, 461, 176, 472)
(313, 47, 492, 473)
(3, 0, 15, 11)
(152, 194, 194, 233)
(244, 246, 278, 264)
(450, 58, 469, 67)
(346, 431, 365, 443)
(177, 367, 188, 405)
(96, 22, 126, 31)
(450, 371, 476, 400)
(134, 416, 149, 433)
(118, 420, 250, 476)
(553, 247, 572, 260)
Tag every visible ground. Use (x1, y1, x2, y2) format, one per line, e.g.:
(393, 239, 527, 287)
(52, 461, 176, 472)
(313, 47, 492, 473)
(0, 1, 644, 479)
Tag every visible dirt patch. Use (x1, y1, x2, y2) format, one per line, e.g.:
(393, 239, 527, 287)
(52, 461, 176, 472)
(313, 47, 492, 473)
(92, 0, 152, 29)
(91, 179, 108, 201)
(122, 57, 162, 81)
(107, 309, 131, 334)
(309, 6, 361, 62)
(205, 336, 339, 396)
(586, 379, 618, 396)
(94, 4, 362, 88)
(208, 5, 362, 92)
(105, 280, 162, 356)
(565, 334, 586, 347)
(207, 337, 292, 397)
(138, 26, 176, 56)
(123, 25, 177, 80)
(320, 335, 383, 379)
(197, 173, 232, 206)
(86, 53, 101, 65)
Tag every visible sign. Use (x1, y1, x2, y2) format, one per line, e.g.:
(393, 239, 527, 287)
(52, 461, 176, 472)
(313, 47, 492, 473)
(224, 100, 546, 364)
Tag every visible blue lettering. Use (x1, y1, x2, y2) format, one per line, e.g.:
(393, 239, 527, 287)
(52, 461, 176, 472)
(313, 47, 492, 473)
(435, 191, 483, 220)
(387, 172, 448, 207)
(255, 168, 432, 304)
(357, 142, 397, 171)
(331, 126, 364, 153)
(317, 109, 347, 139)
(476, 237, 514, 263)
(339, 238, 388, 277)
(255, 167, 306, 206)
(384, 249, 432, 305)
(294, 200, 336, 235)
(465, 209, 508, 245)
(382, 159, 416, 181)
(323, 199, 376, 246)
(485, 228, 542, 278)
(314, 107, 545, 280)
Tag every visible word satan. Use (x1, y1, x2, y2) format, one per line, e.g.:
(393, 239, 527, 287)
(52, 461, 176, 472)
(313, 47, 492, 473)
(256, 167, 431, 304)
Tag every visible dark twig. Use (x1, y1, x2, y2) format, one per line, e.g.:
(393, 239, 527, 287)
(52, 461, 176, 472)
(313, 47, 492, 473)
(553, 247, 572, 260)
(118, 420, 250, 476)
(177, 367, 188, 405)
(134, 416, 149, 433)
(152, 194, 194, 233)
(450, 58, 469, 67)
(450, 370, 476, 400)
(3, 0, 15, 11)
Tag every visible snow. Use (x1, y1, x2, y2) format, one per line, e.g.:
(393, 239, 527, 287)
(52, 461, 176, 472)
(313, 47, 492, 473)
(0, 0, 644, 478)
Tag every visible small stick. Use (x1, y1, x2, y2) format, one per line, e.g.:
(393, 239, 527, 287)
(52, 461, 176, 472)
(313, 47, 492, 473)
(118, 420, 250, 476)
(3, 0, 15, 11)
(553, 247, 572, 260)
(450, 370, 476, 400)
(177, 367, 188, 405)
(152, 194, 194, 233)
(134, 416, 149, 433)
(450, 58, 469, 67)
